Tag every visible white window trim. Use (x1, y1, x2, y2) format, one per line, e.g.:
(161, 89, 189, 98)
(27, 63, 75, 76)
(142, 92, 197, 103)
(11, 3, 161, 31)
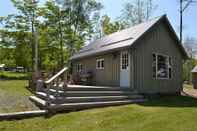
(76, 63, 83, 73)
(153, 53, 172, 80)
(96, 58, 104, 70)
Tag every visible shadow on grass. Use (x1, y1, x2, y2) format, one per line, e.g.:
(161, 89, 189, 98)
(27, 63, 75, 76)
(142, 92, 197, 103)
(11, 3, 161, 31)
(139, 92, 197, 108)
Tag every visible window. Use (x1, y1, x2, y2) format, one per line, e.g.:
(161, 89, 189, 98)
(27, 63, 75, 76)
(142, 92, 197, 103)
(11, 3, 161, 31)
(152, 54, 156, 78)
(152, 53, 172, 79)
(76, 63, 83, 73)
(169, 57, 172, 79)
(96, 59, 104, 69)
(121, 52, 129, 70)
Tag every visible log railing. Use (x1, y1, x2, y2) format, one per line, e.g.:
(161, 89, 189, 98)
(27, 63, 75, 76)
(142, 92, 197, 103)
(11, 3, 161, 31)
(44, 67, 68, 108)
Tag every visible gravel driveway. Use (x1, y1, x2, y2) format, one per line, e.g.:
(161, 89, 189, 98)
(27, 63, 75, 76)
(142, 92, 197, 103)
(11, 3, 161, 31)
(0, 88, 39, 113)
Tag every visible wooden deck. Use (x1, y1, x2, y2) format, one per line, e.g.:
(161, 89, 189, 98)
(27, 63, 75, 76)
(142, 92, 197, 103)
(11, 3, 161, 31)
(30, 84, 145, 113)
(67, 84, 121, 89)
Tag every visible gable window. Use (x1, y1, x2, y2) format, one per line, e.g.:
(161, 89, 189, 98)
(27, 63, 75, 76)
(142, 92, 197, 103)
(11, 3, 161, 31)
(152, 53, 172, 79)
(96, 59, 104, 69)
(76, 63, 83, 73)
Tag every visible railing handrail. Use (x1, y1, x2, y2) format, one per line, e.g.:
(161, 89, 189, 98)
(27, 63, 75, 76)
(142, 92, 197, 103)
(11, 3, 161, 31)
(45, 67, 68, 84)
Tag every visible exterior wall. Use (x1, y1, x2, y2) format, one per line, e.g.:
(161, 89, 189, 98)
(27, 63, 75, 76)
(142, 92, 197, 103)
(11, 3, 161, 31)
(72, 52, 120, 87)
(131, 21, 183, 94)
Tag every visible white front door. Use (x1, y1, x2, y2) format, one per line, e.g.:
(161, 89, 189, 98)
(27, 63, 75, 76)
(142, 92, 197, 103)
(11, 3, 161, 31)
(120, 51, 130, 88)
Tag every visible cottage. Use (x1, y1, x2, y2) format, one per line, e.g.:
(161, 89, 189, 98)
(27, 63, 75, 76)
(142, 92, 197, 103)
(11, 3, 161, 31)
(71, 15, 188, 94)
(30, 15, 188, 112)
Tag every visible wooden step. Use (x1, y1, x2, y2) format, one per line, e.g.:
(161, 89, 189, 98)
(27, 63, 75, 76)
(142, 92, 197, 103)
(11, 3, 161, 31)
(54, 95, 144, 104)
(49, 89, 137, 97)
(30, 96, 145, 111)
(0, 110, 47, 120)
(29, 96, 46, 107)
(36, 92, 55, 100)
(51, 86, 133, 91)
(36, 91, 144, 104)
(49, 99, 146, 111)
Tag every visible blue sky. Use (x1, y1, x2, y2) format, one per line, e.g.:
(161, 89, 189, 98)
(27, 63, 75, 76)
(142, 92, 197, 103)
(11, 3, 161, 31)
(0, 0, 197, 40)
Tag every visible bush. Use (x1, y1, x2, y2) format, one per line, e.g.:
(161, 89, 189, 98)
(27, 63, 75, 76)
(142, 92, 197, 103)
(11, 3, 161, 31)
(0, 71, 29, 80)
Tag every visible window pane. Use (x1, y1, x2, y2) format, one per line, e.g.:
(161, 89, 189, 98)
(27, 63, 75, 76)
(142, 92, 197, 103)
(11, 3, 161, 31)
(169, 68, 172, 79)
(121, 52, 128, 70)
(152, 54, 156, 78)
(157, 55, 168, 78)
(97, 61, 100, 68)
(97, 59, 104, 69)
(101, 60, 104, 68)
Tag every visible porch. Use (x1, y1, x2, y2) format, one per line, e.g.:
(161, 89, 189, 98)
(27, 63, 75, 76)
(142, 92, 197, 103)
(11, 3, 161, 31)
(29, 68, 146, 112)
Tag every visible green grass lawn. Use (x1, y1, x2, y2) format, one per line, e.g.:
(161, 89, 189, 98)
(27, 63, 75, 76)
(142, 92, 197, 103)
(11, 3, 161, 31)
(1, 95, 197, 131)
(0, 80, 31, 96)
(1, 91, 197, 130)
(0, 80, 38, 113)
(1, 81, 197, 131)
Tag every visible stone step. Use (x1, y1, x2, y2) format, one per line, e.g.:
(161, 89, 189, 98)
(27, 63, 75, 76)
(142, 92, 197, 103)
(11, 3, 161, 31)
(50, 99, 146, 111)
(36, 91, 144, 104)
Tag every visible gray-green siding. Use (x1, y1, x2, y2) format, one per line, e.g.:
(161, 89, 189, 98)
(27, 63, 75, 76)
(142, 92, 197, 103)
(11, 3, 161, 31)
(131, 21, 183, 94)
(72, 53, 120, 87)
(72, 21, 184, 94)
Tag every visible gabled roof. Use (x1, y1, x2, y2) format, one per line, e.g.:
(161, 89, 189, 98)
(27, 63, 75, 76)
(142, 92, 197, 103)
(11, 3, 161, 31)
(71, 15, 188, 60)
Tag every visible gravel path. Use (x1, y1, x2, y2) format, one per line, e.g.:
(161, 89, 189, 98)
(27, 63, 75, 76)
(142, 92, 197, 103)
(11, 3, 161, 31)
(0, 89, 39, 113)
(183, 86, 197, 98)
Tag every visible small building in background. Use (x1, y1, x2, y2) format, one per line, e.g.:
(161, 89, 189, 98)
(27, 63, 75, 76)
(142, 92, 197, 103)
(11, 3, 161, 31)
(0, 64, 5, 71)
(191, 66, 197, 89)
(16, 66, 25, 72)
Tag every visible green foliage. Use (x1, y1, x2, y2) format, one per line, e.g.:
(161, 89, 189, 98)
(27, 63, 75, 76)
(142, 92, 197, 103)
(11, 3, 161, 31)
(0, 47, 15, 67)
(102, 15, 125, 35)
(183, 58, 197, 82)
(0, 0, 103, 71)
(0, 71, 28, 80)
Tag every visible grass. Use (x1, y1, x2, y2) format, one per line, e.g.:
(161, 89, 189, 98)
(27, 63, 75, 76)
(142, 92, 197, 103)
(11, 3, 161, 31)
(0, 71, 28, 80)
(1, 95, 197, 131)
(0, 80, 38, 113)
(1, 81, 197, 131)
(0, 80, 31, 96)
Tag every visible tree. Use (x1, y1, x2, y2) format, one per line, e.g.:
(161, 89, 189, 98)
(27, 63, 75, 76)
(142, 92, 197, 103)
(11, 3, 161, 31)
(182, 37, 197, 82)
(57, 0, 103, 56)
(183, 59, 197, 82)
(0, 0, 103, 73)
(101, 15, 124, 35)
(1, 0, 41, 72)
(179, 0, 197, 45)
(119, 0, 157, 27)
(184, 37, 197, 58)
(0, 29, 32, 69)
(41, 0, 68, 69)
